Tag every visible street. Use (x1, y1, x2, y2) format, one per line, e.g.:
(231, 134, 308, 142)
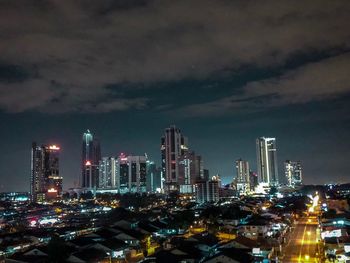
(282, 216, 322, 262)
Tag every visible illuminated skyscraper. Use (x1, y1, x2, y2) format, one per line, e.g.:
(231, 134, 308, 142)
(285, 160, 302, 187)
(256, 137, 278, 186)
(195, 176, 220, 204)
(30, 142, 45, 202)
(117, 154, 147, 193)
(161, 125, 188, 192)
(30, 143, 62, 202)
(45, 145, 63, 196)
(235, 159, 250, 193)
(178, 151, 203, 193)
(81, 130, 101, 188)
(99, 157, 117, 189)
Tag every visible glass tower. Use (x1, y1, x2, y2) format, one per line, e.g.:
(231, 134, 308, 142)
(81, 130, 101, 188)
(256, 137, 278, 186)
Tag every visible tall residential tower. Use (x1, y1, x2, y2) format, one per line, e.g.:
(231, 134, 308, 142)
(45, 145, 63, 196)
(285, 160, 302, 187)
(178, 151, 203, 193)
(99, 157, 117, 189)
(161, 126, 188, 192)
(30, 143, 45, 202)
(30, 143, 62, 202)
(256, 137, 278, 186)
(235, 159, 250, 193)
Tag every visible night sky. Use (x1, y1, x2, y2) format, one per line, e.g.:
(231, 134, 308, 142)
(1, 0, 350, 192)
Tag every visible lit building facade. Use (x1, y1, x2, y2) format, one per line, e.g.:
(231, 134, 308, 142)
(117, 154, 147, 193)
(99, 157, 117, 189)
(45, 145, 63, 196)
(161, 126, 188, 192)
(178, 151, 203, 193)
(256, 137, 279, 186)
(31, 143, 45, 202)
(285, 160, 302, 187)
(146, 160, 162, 193)
(235, 159, 250, 194)
(30, 143, 62, 202)
(81, 130, 101, 189)
(195, 176, 220, 204)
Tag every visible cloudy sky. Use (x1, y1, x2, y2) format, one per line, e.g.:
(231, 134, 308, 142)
(0, 0, 350, 191)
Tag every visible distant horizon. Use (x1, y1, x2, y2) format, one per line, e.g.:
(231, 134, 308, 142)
(2, 181, 350, 195)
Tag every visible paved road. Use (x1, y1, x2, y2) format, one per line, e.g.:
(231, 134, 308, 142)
(282, 216, 322, 262)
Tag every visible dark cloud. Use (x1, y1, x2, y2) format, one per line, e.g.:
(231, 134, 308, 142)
(0, 64, 30, 82)
(0, 0, 349, 113)
(180, 52, 350, 116)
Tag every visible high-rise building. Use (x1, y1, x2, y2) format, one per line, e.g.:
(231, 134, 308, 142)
(118, 153, 129, 192)
(117, 154, 147, 193)
(194, 154, 204, 180)
(30, 143, 62, 202)
(81, 130, 101, 189)
(203, 169, 210, 181)
(256, 137, 278, 186)
(195, 176, 220, 204)
(31, 143, 45, 202)
(45, 145, 63, 196)
(178, 151, 203, 193)
(161, 126, 188, 192)
(146, 160, 162, 193)
(249, 171, 258, 191)
(235, 159, 250, 193)
(99, 157, 117, 189)
(285, 160, 302, 187)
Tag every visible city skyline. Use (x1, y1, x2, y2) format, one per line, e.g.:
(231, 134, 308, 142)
(0, 1, 350, 192)
(0, 124, 348, 192)
(0, 122, 348, 192)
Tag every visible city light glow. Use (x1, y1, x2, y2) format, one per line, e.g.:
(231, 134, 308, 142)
(49, 145, 60, 150)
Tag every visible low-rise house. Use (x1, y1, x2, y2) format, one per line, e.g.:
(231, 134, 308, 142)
(67, 247, 108, 263)
(237, 216, 272, 240)
(219, 236, 273, 261)
(112, 220, 138, 231)
(115, 232, 140, 247)
(322, 217, 350, 227)
(97, 239, 128, 259)
(6, 248, 48, 263)
(187, 232, 219, 255)
(147, 248, 199, 263)
(203, 247, 253, 263)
